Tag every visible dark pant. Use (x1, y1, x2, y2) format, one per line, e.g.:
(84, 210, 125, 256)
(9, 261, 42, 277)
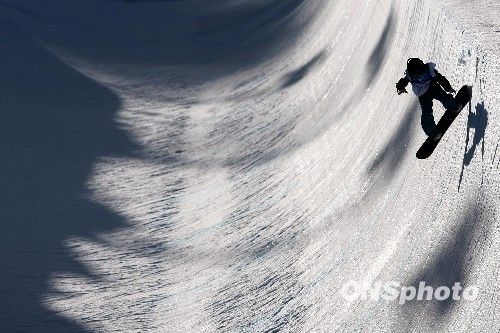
(418, 83, 458, 136)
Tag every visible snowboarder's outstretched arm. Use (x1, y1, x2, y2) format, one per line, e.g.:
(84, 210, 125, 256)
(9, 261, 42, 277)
(434, 70, 455, 94)
(396, 77, 409, 95)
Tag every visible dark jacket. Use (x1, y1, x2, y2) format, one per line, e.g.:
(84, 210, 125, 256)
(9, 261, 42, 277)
(396, 63, 453, 97)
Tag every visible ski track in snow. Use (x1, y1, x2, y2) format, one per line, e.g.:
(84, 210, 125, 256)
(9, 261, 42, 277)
(0, 0, 499, 332)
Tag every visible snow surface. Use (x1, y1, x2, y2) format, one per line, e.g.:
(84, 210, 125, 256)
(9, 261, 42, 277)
(1, 0, 499, 332)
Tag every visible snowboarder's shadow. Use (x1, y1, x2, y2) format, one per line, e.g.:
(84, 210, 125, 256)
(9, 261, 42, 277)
(463, 102, 488, 166)
(458, 102, 488, 190)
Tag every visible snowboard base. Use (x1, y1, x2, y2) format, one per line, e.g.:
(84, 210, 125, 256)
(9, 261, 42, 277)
(416, 85, 472, 159)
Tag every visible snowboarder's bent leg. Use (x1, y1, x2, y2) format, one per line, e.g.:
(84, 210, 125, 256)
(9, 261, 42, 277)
(433, 83, 459, 111)
(419, 92, 437, 136)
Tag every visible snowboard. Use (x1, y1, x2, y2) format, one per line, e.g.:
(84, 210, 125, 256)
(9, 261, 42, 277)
(416, 85, 472, 159)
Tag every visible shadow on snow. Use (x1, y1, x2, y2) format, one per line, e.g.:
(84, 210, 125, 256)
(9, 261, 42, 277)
(458, 101, 488, 191)
(397, 199, 493, 330)
(0, 22, 137, 332)
(365, 5, 396, 88)
(280, 50, 326, 88)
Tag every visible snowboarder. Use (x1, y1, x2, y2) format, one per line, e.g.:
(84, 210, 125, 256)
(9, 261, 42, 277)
(396, 58, 458, 136)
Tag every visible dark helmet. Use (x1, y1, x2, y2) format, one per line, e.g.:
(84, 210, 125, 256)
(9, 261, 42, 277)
(407, 58, 425, 75)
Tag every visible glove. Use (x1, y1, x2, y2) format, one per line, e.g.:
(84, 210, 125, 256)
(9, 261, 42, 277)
(396, 81, 408, 95)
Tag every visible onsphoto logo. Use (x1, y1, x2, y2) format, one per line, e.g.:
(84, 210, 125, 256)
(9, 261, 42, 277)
(340, 280, 478, 305)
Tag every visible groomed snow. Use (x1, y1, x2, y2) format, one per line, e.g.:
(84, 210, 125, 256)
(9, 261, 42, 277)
(1, 0, 499, 332)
